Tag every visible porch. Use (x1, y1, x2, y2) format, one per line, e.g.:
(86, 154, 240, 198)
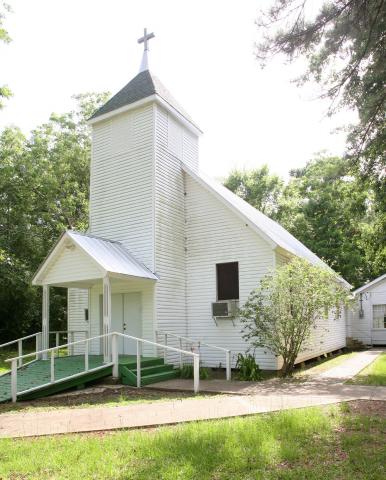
(32, 230, 159, 361)
(0, 353, 178, 403)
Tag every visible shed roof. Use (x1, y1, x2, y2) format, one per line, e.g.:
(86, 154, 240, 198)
(353, 273, 386, 294)
(32, 230, 158, 285)
(89, 70, 200, 131)
(183, 165, 351, 288)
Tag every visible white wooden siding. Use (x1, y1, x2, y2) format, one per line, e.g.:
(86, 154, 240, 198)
(154, 106, 187, 359)
(350, 278, 386, 345)
(43, 245, 102, 285)
(290, 308, 347, 366)
(89, 105, 155, 270)
(184, 172, 278, 370)
(182, 128, 199, 170)
(67, 288, 89, 354)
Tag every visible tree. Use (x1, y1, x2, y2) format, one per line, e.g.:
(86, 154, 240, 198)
(0, 1, 12, 108)
(0, 92, 109, 341)
(223, 165, 284, 217)
(239, 257, 351, 376)
(277, 156, 374, 287)
(256, 0, 386, 183)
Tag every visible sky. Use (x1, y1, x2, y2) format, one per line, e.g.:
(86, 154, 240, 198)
(1, 0, 355, 180)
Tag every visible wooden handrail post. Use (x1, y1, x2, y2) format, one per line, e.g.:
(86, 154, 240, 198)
(11, 359, 17, 402)
(112, 333, 119, 378)
(36, 333, 42, 360)
(226, 350, 231, 381)
(193, 354, 200, 394)
(55, 332, 59, 356)
(85, 340, 89, 372)
(164, 333, 167, 363)
(17, 340, 22, 368)
(137, 340, 141, 388)
(179, 337, 183, 369)
(50, 350, 55, 383)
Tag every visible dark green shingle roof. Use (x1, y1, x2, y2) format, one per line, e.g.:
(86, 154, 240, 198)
(90, 70, 199, 130)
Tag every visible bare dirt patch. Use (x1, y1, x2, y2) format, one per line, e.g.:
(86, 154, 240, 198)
(344, 399, 386, 417)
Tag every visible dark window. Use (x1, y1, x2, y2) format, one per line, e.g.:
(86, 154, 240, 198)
(216, 262, 239, 300)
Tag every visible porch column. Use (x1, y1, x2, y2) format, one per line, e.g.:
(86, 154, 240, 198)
(42, 285, 49, 360)
(102, 275, 112, 363)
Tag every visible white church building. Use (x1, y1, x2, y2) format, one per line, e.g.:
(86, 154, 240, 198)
(32, 30, 352, 373)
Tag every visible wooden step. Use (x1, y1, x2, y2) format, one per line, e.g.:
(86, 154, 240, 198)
(121, 369, 179, 386)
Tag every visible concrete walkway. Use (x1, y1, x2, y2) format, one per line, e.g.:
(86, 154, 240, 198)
(0, 349, 384, 438)
(147, 348, 385, 395)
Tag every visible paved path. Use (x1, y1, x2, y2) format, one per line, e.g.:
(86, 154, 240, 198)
(317, 349, 382, 380)
(0, 383, 385, 438)
(147, 348, 385, 395)
(0, 349, 384, 438)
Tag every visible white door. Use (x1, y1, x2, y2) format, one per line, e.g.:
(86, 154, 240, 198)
(123, 292, 142, 354)
(111, 293, 142, 355)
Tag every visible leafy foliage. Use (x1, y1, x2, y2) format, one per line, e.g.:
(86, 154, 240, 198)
(223, 165, 283, 217)
(235, 353, 263, 381)
(256, 0, 386, 183)
(239, 257, 352, 376)
(177, 363, 211, 380)
(0, 92, 109, 341)
(224, 156, 385, 288)
(0, 1, 12, 108)
(277, 156, 381, 287)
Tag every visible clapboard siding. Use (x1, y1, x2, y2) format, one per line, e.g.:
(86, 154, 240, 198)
(44, 245, 102, 285)
(154, 106, 187, 352)
(89, 105, 155, 270)
(67, 288, 89, 354)
(184, 173, 278, 370)
(182, 129, 199, 170)
(350, 278, 386, 345)
(290, 309, 347, 366)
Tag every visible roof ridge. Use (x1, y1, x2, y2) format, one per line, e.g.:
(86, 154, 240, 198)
(67, 230, 122, 245)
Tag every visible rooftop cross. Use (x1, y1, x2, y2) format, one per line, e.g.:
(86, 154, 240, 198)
(138, 28, 155, 52)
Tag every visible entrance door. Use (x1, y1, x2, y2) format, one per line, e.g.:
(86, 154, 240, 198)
(111, 293, 142, 355)
(123, 292, 142, 355)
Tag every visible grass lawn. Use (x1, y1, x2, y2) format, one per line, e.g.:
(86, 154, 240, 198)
(0, 401, 385, 479)
(347, 352, 386, 386)
(0, 349, 17, 375)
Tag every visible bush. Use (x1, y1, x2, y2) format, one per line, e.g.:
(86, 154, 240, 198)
(235, 353, 262, 381)
(177, 364, 211, 380)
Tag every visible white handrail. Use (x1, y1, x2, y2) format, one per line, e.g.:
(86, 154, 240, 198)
(0, 332, 41, 349)
(6, 331, 200, 402)
(156, 330, 231, 381)
(0, 330, 89, 366)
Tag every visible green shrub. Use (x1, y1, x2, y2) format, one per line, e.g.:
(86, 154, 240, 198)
(177, 364, 211, 380)
(235, 353, 262, 381)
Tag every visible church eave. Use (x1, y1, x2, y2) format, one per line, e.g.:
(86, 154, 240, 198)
(88, 94, 202, 136)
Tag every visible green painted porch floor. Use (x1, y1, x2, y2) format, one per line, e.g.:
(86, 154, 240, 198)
(0, 355, 161, 403)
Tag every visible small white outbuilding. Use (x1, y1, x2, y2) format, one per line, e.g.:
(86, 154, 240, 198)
(348, 274, 386, 346)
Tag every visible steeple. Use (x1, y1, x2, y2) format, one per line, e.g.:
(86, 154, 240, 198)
(137, 28, 155, 72)
(89, 29, 201, 135)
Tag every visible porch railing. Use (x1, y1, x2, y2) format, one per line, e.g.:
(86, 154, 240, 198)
(5, 331, 200, 402)
(0, 333, 42, 368)
(155, 330, 231, 381)
(0, 330, 89, 368)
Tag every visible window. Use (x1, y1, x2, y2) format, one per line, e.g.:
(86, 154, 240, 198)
(373, 304, 386, 329)
(216, 262, 239, 300)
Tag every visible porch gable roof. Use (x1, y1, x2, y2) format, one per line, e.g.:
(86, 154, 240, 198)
(32, 230, 158, 286)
